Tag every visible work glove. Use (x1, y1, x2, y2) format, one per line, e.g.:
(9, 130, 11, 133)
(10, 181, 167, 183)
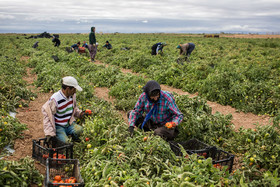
(128, 126, 134, 137)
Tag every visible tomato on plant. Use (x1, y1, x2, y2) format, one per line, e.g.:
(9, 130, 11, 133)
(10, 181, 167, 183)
(143, 136, 148, 142)
(85, 109, 92, 115)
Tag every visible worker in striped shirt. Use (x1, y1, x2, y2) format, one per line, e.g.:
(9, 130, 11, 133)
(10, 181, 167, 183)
(42, 76, 88, 144)
(128, 80, 183, 140)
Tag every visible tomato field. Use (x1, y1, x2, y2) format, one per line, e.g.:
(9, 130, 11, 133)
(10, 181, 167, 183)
(0, 33, 280, 186)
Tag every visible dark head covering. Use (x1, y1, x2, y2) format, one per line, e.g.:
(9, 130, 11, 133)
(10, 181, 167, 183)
(143, 80, 161, 97)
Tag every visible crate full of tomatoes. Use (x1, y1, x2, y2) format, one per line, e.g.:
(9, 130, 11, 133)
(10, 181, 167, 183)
(169, 138, 234, 173)
(32, 137, 73, 165)
(45, 158, 84, 187)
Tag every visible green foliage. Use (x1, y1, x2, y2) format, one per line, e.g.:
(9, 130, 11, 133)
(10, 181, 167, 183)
(109, 74, 146, 110)
(0, 109, 27, 153)
(1, 33, 280, 186)
(0, 56, 36, 111)
(0, 157, 44, 186)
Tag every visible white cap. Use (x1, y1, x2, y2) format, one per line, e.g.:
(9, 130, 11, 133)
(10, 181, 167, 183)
(62, 76, 82, 91)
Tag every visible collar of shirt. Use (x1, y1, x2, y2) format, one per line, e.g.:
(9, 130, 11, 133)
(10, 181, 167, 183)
(59, 89, 73, 101)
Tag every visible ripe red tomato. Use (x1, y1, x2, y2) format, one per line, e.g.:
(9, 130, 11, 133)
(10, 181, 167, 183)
(85, 109, 92, 115)
(143, 136, 148, 142)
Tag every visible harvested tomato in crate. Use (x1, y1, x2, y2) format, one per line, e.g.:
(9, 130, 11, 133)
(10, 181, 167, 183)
(32, 137, 73, 165)
(45, 158, 84, 187)
(169, 138, 234, 173)
(78, 47, 86, 54)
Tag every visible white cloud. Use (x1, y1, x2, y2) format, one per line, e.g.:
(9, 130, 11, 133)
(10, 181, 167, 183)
(0, 0, 279, 33)
(0, 14, 15, 20)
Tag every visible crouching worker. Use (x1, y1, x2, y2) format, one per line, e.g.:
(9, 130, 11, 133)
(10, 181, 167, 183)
(176, 42, 195, 63)
(127, 80, 183, 140)
(42, 76, 88, 144)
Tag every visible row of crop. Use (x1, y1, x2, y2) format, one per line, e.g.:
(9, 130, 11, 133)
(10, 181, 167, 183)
(0, 36, 37, 152)
(96, 34, 280, 116)
(18, 33, 280, 116)
(0, 35, 46, 186)
(60, 33, 280, 116)
(0, 36, 37, 112)
(23, 35, 280, 186)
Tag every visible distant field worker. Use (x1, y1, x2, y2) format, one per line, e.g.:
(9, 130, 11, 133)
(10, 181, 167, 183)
(176, 42, 195, 57)
(103, 41, 112, 49)
(89, 27, 97, 62)
(32, 41, 39, 48)
(82, 41, 89, 49)
(71, 42, 80, 51)
(151, 42, 167, 55)
(52, 36, 61, 47)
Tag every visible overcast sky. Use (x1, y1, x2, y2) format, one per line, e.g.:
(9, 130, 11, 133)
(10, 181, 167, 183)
(0, 0, 280, 34)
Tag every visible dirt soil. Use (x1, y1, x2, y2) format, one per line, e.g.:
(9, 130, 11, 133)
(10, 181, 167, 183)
(3, 56, 272, 183)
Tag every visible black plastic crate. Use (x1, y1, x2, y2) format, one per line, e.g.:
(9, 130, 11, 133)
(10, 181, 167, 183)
(211, 148, 235, 173)
(45, 158, 84, 187)
(169, 138, 214, 156)
(32, 137, 73, 165)
(169, 139, 234, 173)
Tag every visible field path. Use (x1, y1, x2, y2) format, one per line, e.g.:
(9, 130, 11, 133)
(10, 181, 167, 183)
(93, 60, 271, 130)
(4, 56, 50, 180)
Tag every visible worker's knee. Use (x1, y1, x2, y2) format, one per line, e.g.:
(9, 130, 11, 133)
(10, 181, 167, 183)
(73, 124, 83, 135)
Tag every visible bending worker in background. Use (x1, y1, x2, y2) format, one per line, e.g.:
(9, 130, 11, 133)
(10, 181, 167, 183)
(151, 42, 167, 55)
(176, 42, 196, 62)
(42, 76, 90, 144)
(52, 36, 61, 47)
(127, 80, 183, 140)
